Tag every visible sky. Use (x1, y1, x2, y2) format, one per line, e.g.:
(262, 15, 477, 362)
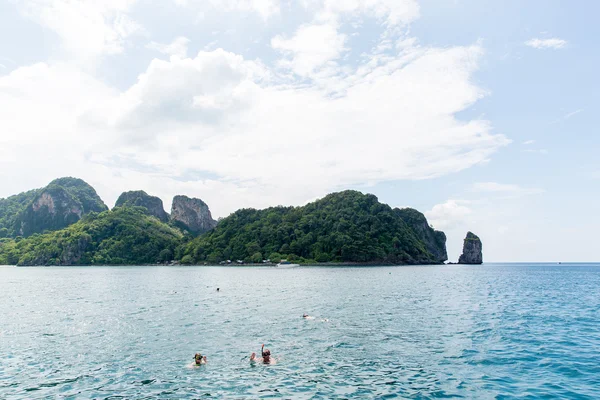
(0, 0, 598, 262)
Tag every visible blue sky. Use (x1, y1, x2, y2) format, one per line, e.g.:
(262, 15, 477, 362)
(0, 0, 597, 262)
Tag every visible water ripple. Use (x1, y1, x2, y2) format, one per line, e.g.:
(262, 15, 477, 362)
(1, 264, 600, 398)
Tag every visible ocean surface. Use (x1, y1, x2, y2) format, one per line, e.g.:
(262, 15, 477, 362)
(1, 263, 599, 399)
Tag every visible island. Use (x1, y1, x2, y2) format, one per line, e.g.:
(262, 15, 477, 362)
(458, 232, 483, 264)
(0, 176, 467, 267)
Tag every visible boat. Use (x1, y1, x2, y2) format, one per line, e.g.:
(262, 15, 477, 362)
(276, 260, 300, 268)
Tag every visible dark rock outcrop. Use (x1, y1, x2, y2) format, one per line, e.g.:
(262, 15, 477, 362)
(395, 208, 448, 263)
(458, 232, 483, 264)
(14, 177, 108, 237)
(170, 195, 217, 235)
(114, 190, 169, 222)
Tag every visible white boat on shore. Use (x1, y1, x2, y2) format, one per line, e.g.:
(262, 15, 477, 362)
(276, 260, 300, 268)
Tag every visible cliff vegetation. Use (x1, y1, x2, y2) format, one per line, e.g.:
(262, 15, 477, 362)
(179, 190, 445, 265)
(0, 177, 107, 238)
(0, 180, 451, 266)
(0, 207, 183, 266)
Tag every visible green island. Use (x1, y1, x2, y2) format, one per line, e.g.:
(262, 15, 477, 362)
(0, 177, 448, 266)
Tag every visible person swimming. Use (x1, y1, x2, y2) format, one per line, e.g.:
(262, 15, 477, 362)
(250, 344, 274, 364)
(194, 353, 207, 365)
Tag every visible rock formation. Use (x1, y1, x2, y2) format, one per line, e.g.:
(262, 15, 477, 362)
(395, 208, 448, 263)
(14, 177, 108, 237)
(170, 195, 217, 235)
(458, 232, 483, 264)
(114, 190, 169, 222)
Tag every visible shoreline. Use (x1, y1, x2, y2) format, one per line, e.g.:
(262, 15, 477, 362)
(8, 261, 447, 267)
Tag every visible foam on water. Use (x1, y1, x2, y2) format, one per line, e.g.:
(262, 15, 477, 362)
(1, 263, 599, 398)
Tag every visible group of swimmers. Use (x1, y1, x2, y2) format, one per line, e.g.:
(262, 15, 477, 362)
(193, 344, 273, 366)
(192, 313, 324, 366)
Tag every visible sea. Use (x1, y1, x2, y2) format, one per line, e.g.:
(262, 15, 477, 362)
(1, 263, 599, 399)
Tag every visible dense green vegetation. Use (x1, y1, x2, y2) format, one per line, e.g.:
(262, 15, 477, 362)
(0, 207, 183, 266)
(394, 207, 447, 263)
(179, 190, 444, 265)
(0, 180, 448, 266)
(0, 189, 40, 238)
(0, 177, 108, 238)
(49, 177, 108, 214)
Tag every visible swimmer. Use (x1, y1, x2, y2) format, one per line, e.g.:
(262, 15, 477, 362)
(217, 288, 220, 292)
(194, 353, 207, 365)
(250, 344, 275, 364)
(302, 313, 315, 320)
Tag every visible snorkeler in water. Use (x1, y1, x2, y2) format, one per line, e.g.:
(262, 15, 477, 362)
(194, 353, 207, 365)
(250, 344, 274, 364)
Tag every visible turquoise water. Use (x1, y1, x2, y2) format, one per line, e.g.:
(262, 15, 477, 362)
(1, 263, 599, 399)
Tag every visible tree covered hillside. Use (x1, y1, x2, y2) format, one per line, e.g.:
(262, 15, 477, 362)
(0, 207, 183, 266)
(179, 190, 445, 265)
(0, 177, 108, 238)
(0, 189, 40, 238)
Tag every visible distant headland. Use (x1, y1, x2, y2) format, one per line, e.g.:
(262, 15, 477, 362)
(0, 177, 481, 266)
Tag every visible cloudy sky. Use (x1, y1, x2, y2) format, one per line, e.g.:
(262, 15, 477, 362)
(0, 0, 597, 262)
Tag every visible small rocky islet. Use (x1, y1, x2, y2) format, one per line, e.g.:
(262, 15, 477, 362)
(458, 232, 483, 264)
(0, 177, 482, 266)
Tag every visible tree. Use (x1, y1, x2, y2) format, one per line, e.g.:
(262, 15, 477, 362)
(250, 252, 263, 263)
(180, 255, 194, 265)
(159, 248, 173, 262)
(268, 252, 282, 263)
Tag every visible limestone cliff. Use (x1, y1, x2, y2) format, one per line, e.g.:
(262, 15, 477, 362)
(114, 190, 169, 222)
(14, 177, 108, 237)
(395, 208, 448, 263)
(458, 232, 483, 264)
(170, 195, 217, 235)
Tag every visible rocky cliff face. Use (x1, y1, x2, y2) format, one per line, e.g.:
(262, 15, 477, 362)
(114, 190, 169, 222)
(395, 208, 448, 263)
(15, 177, 108, 237)
(170, 195, 217, 235)
(458, 232, 483, 264)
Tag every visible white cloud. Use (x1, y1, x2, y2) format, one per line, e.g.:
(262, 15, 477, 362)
(0, 0, 511, 220)
(522, 140, 535, 145)
(563, 109, 583, 119)
(471, 182, 544, 197)
(173, 0, 280, 19)
(425, 200, 472, 230)
(525, 38, 567, 49)
(104, 49, 266, 137)
(550, 108, 583, 124)
(14, 0, 142, 61)
(271, 0, 420, 79)
(146, 37, 191, 58)
(271, 23, 347, 76)
(306, 0, 420, 26)
(523, 149, 548, 155)
(105, 45, 506, 197)
(0, 40, 508, 215)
